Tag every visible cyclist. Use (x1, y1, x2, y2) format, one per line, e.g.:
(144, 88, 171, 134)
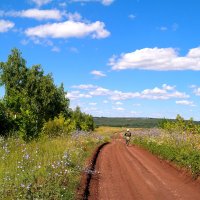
(124, 129, 131, 146)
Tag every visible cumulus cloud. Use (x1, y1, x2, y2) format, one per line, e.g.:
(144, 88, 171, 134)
(70, 0, 114, 6)
(66, 91, 92, 100)
(176, 100, 195, 106)
(1, 9, 63, 20)
(67, 12, 82, 21)
(89, 87, 110, 96)
(32, 0, 52, 7)
(101, 0, 114, 6)
(25, 20, 110, 39)
(109, 47, 200, 71)
(0, 19, 14, 32)
(90, 70, 106, 77)
(115, 101, 123, 105)
(68, 84, 189, 101)
(162, 84, 175, 91)
(72, 84, 97, 90)
(193, 87, 200, 96)
(113, 107, 125, 111)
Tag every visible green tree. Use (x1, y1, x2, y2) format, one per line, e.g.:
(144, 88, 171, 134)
(0, 48, 70, 140)
(72, 106, 95, 131)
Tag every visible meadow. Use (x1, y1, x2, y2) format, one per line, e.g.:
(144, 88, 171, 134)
(0, 127, 119, 200)
(131, 128, 200, 178)
(1, 122, 200, 199)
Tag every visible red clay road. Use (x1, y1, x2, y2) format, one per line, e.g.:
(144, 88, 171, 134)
(88, 139, 200, 200)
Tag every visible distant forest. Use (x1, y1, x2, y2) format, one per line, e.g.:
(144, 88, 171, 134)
(93, 117, 165, 128)
(94, 117, 200, 128)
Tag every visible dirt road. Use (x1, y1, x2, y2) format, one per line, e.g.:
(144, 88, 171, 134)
(88, 139, 200, 200)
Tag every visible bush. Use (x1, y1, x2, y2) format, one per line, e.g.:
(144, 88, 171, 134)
(42, 114, 76, 137)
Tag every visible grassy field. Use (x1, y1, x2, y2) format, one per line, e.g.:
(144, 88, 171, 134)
(0, 127, 120, 200)
(131, 128, 200, 178)
(2, 126, 200, 199)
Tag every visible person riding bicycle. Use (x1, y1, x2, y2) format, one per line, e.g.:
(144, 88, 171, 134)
(124, 129, 131, 145)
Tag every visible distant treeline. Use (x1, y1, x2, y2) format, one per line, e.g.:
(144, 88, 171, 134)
(94, 117, 200, 128)
(94, 117, 164, 128)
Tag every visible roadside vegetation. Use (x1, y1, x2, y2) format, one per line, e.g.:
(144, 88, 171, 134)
(0, 48, 101, 199)
(131, 115, 200, 178)
(0, 48, 94, 140)
(0, 127, 115, 199)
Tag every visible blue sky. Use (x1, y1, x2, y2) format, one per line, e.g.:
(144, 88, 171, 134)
(1, 0, 200, 119)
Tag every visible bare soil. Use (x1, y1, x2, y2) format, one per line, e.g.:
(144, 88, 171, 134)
(87, 138, 200, 200)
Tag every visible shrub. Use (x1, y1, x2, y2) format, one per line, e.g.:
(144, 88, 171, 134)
(42, 114, 76, 137)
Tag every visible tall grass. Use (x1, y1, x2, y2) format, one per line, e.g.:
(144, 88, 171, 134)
(131, 128, 200, 178)
(0, 127, 113, 199)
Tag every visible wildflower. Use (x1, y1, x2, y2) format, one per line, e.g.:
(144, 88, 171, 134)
(63, 152, 69, 159)
(23, 154, 30, 160)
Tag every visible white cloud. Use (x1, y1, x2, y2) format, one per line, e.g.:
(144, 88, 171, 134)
(133, 103, 141, 106)
(115, 101, 123, 105)
(89, 87, 110, 96)
(128, 14, 136, 20)
(113, 107, 125, 111)
(66, 91, 92, 100)
(67, 12, 82, 21)
(102, 0, 114, 6)
(32, 0, 52, 7)
(162, 84, 175, 91)
(68, 84, 189, 101)
(190, 84, 197, 89)
(59, 2, 67, 7)
(193, 87, 200, 96)
(172, 23, 179, 31)
(30, 37, 53, 46)
(131, 111, 141, 115)
(70, 0, 114, 6)
(90, 70, 106, 77)
(159, 26, 168, 31)
(19, 9, 62, 20)
(72, 84, 97, 90)
(2, 9, 63, 20)
(0, 19, 14, 32)
(109, 47, 200, 71)
(69, 47, 79, 53)
(21, 39, 29, 45)
(176, 100, 195, 106)
(89, 102, 97, 106)
(142, 87, 167, 95)
(51, 46, 60, 52)
(25, 20, 110, 39)
(103, 100, 108, 104)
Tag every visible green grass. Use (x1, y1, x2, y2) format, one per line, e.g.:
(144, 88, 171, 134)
(131, 129, 200, 178)
(0, 128, 114, 199)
